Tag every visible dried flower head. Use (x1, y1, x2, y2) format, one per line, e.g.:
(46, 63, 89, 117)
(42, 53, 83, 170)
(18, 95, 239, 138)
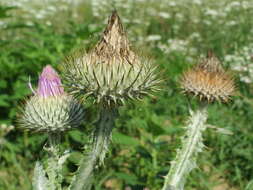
(63, 11, 160, 107)
(19, 65, 84, 132)
(180, 54, 235, 102)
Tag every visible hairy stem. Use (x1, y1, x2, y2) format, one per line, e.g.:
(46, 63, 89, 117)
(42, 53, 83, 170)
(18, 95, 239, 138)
(46, 133, 62, 190)
(32, 133, 63, 190)
(162, 104, 208, 190)
(70, 106, 118, 190)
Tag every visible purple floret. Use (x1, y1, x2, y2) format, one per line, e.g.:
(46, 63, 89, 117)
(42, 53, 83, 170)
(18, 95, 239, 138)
(37, 65, 64, 97)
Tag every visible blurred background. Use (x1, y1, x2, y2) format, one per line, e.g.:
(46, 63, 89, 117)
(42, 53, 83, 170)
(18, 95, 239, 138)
(1, 0, 253, 189)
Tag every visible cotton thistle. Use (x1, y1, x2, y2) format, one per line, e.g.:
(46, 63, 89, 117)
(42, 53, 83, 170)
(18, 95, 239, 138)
(19, 65, 84, 132)
(62, 11, 160, 190)
(63, 11, 160, 106)
(162, 53, 235, 190)
(180, 54, 235, 102)
(18, 65, 84, 190)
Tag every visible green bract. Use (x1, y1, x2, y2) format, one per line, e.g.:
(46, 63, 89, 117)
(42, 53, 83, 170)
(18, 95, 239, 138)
(19, 95, 84, 132)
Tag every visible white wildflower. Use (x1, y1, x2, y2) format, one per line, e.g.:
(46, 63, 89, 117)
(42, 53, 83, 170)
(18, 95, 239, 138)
(227, 20, 237, 26)
(45, 21, 52, 26)
(242, 1, 252, 9)
(189, 32, 201, 40)
(225, 43, 253, 83)
(25, 21, 34, 26)
(158, 12, 171, 19)
(203, 20, 212, 25)
(168, 1, 177, 7)
(146, 35, 162, 41)
(47, 6, 57, 12)
(192, 0, 202, 5)
(175, 13, 184, 20)
(240, 76, 252, 83)
(230, 1, 241, 8)
(205, 9, 219, 17)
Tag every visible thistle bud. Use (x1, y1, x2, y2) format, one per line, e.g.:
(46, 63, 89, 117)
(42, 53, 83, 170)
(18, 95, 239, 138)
(180, 54, 235, 102)
(63, 11, 160, 107)
(19, 65, 84, 132)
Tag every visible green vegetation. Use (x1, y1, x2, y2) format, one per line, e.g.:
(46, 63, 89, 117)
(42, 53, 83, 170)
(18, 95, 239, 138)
(1, 1, 253, 189)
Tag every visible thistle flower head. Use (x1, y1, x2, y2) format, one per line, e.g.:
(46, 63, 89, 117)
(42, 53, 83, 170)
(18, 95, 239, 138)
(19, 65, 84, 132)
(180, 54, 235, 102)
(63, 11, 160, 107)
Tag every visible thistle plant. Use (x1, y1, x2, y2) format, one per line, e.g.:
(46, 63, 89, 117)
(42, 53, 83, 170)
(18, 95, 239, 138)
(62, 11, 161, 190)
(18, 65, 84, 190)
(162, 53, 235, 190)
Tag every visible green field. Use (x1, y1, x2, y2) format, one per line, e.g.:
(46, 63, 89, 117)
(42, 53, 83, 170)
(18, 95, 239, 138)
(1, 0, 253, 189)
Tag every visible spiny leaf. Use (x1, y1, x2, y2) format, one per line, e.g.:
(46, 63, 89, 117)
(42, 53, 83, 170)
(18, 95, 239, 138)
(32, 162, 49, 190)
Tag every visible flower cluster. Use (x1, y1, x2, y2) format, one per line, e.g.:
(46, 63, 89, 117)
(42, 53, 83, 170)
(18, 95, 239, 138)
(225, 43, 253, 84)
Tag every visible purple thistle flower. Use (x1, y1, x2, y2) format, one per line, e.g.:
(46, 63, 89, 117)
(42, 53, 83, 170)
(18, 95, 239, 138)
(37, 65, 64, 98)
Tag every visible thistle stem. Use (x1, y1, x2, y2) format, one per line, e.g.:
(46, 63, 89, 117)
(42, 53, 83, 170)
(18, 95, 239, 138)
(46, 133, 62, 190)
(162, 104, 208, 190)
(70, 106, 118, 190)
(32, 133, 62, 190)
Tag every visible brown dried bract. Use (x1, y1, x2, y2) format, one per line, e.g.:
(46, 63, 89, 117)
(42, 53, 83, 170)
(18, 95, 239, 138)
(93, 10, 136, 64)
(180, 54, 235, 102)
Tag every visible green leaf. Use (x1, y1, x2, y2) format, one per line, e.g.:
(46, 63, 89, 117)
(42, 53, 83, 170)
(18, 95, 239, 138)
(69, 130, 87, 144)
(114, 172, 142, 185)
(68, 151, 84, 164)
(0, 95, 9, 107)
(246, 180, 253, 190)
(0, 5, 16, 18)
(0, 80, 7, 88)
(112, 131, 140, 147)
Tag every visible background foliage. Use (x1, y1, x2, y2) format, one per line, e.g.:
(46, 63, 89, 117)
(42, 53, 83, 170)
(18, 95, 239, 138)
(1, 0, 253, 189)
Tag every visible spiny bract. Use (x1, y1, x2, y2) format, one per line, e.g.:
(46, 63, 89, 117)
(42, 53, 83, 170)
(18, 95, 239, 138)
(180, 54, 235, 102)
(19, 95, 84, 132)
(62, 11, 160, 107)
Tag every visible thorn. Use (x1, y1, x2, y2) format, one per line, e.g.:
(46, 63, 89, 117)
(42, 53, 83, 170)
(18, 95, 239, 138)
(28, 76, 36, 95)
